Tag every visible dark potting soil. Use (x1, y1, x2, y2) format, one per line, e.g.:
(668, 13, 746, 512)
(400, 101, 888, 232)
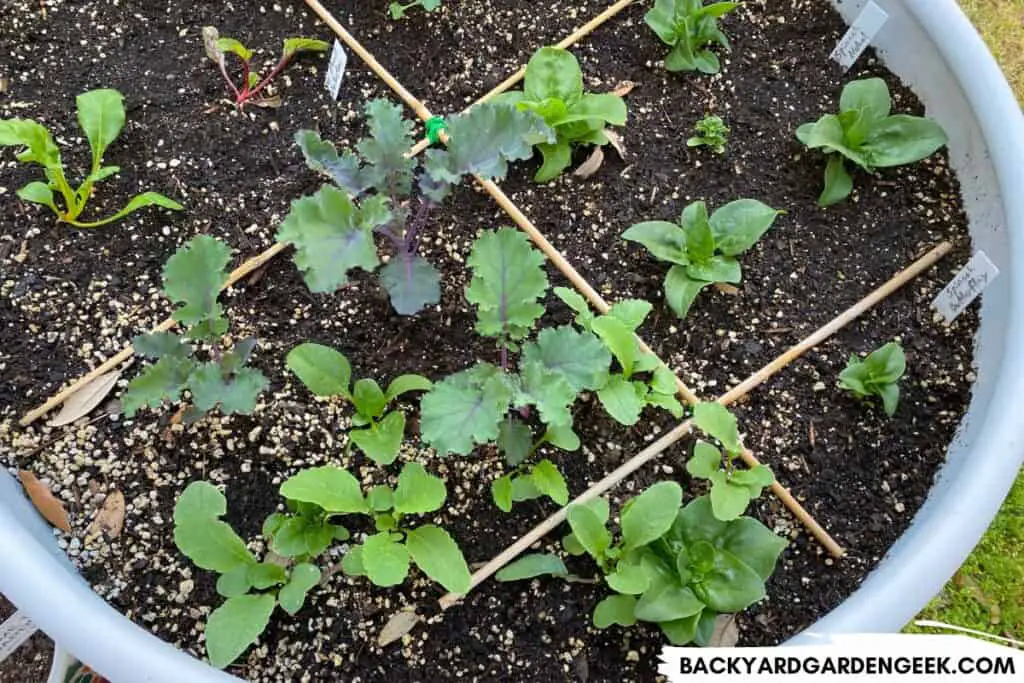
(0, 0, 979, 682)
(0, 595, 54, 683)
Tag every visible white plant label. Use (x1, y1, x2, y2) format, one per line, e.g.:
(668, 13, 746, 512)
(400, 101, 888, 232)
(933, 251, 1000, 323)
(0, 611, 36, 664)
(325, 40, 348, 101)
(830, 1, 889, 70)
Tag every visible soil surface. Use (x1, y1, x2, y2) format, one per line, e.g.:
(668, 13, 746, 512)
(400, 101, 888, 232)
(0, 0, 980, 682)
(0, 595, 53, 683)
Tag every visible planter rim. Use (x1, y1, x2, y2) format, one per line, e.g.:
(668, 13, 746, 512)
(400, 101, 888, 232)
(0, 1, 1021, 680)
(792, 0, 1024, 641)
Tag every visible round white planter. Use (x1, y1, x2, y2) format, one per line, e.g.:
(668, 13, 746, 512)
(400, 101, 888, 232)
(2, 0, 1021, 679)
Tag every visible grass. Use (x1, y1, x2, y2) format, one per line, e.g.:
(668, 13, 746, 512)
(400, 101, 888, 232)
(908, 0, 1024, 643)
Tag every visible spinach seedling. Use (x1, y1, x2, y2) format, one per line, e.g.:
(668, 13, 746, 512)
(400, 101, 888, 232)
(286, 342, 432, 465)
(645, 0, 738, 74)
(687, 115, 729, 154)
(279, 99, 553, 315)
(418, 229, 613, 510)
(389, 0, 441, 19)
(687, 402, 773, 521)
(492, 47, 627, 182)
(277, 463, 471, 594)
(554, 287, 685, 426)
(173, 482, 327, 668)
(122, 236, 268, 421)
(0, 89, 182, 228)
(838, 341, 906, 417)
(501, 484, 786, 646)
(622, 198, 783, 319)
(202, 27, 328, 109)
(797, 78, 948, 206)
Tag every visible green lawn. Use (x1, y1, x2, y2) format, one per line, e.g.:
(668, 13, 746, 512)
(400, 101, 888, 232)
(907, 0, 1024, 642)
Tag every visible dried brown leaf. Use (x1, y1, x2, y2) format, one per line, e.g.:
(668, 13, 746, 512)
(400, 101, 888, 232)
(709, 614, 739, 647)
(610, 80, 636, 97)
(18, 471, 71, 532)
(377, 609, 421, 647)
(88, 490, 125, 539)
(604, 129, 626, 160)
(713, 282, 740, 296)
(0, 77, 9, 94)
(202, 26, 224, 65)
(251, 96, 283, 109)
(573, 146, 604, 179)
(50, 371, 120, 427)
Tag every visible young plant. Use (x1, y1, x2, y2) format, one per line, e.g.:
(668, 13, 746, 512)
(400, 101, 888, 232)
(285, 342, 432, 465)
(0, 89, 183, 228)
(122, 236, 268, 421)
(202, 27, 329, 109)
(644, 0, 738, 74)
(622, 198, 783, 319)
(389, 0, 441, 20)
(838, 341, 906, 417)
(687, 402, 774, 521)
(687, 115, 729, 154)
(500, 484, 787, 646)
(279, 99, 553, 315)
(492, 47, 627, 182)
(419, 229, 609, 509)
(554, 287, 685, 426)
(173, 482, 327, 668)
(277, 463, 471, 593)
(796, 77, 948, 206)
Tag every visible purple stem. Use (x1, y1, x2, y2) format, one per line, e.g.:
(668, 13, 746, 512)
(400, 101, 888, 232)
(218, 59, 242, 100)
(246, 54, 294, 102)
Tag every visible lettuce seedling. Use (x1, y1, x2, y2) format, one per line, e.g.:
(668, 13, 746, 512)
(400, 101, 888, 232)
(501, 484, 786, 646)
(645, 0, 738, 74)
(173, 482, 326, 668)
(202, 27, 328, 109)
(286, 342, 432, 465)
(687, 115, 729, 154)
(279, 99, 553, 315)
(554, 287, 684, 425)
(687, 402, 774, 521)
(797, 78, 948, 206)
(278, 464, 471, 593)
(122, 236, 268, 421)
(492, 47, 627, 182)
(389, 0, 441, 19)
(838, 341, 906, 417)
(0, 89, 182, 228)
(622, 198, 783, 319)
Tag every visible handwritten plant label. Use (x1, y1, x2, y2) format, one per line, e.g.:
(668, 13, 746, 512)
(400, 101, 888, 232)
(0, 611, 36, 663)
(933, 251, 1000, 323)
(830, 1, 889, 70)
(325, 40, 348, 101)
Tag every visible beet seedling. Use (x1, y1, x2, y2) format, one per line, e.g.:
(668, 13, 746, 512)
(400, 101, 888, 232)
(0, 89, 183, 228)
(122, 236, 268, 421)
(838, 341, 906, 416)
(280, 99, 553, 315)
(688, 402, 774, 521)
(202, 27, 329, 109)
(499, 483, 787, 646)
(623, 198, 783, 319)
(286, 342, 432, 465)
(492, 47, 627, 182)
(645, 0, 739, 74)
(797, 78, 948, 206)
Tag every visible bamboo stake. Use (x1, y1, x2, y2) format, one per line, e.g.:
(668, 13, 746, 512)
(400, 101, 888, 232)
(435, 240, 951, 611)
(20, 1, 636, 426)
(19, 242, 288, 426)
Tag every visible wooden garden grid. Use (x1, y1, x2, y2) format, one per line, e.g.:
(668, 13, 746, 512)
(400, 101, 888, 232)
(20, 0, 955, 626)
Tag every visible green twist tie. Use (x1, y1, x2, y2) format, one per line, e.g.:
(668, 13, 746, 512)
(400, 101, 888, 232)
(425, 116, 448, 144)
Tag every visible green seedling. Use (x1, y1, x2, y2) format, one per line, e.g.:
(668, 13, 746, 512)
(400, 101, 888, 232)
(0, 89, 182, 228)
(623, 198, 783, 319)
(687, 115, 729, 154)
(797, 77, 948, 206)
(838, 341, 906, 416)
(202, 27, 328, 109)
(645, 0, 739, 74)
(122, 236, 268, 421)
(286, 342, 432, 465)
(389, 0, 441, 19)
